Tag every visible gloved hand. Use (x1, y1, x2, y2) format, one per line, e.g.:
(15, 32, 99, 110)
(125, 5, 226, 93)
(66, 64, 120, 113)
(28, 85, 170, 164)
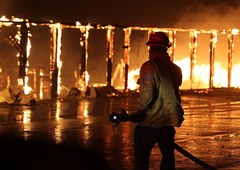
(129, 109, 147, 123)
(120, 109, 147, 123)
(120, 109, 130, 122)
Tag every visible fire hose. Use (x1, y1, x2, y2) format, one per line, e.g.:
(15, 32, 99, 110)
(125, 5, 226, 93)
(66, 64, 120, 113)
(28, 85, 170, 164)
(109, 111, 217, 170)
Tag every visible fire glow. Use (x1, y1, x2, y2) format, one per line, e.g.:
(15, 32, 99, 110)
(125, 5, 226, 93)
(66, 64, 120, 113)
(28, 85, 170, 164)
(1, 15, 240, 100)
(1, 15, 33, 95)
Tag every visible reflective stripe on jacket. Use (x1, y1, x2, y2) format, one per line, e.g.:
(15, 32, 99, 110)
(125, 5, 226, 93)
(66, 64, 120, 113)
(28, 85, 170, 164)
(138, 51, 184, 128)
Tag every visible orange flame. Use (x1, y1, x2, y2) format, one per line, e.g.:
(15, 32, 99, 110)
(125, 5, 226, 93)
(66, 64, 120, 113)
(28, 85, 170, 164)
(78, 23, 92, 90)
(49, 23, 63, 95)
(128, 69, 140, 90)
(119, 57, 240, 90)
(24, 34, 33, 95)
(56, 24, 63, 94)
(40, 78, 43, 99)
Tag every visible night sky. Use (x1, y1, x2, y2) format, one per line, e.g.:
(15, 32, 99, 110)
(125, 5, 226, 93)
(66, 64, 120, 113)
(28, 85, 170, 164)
(0, 0, 240, 29)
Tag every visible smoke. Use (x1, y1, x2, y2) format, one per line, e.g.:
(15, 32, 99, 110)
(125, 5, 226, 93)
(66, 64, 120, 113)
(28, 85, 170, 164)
(174, 1, 240, 29)
(0, 0, 14, 18)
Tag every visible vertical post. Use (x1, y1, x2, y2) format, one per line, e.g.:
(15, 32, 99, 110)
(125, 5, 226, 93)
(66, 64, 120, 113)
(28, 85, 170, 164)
(123, 28, 131, 91)
(50, 25, 58, 98)
(189, 31, 197, 89)
(169, 30, 176, 62)
(106, 26, 114, 86)
(147, 29, 153, 54)
(227, 32, 233, 88)
(80, 37, 86, 83)
(79, 25, 90, 90)
(19, 22, 28, 85)
(209, 32, 217, 89)
(36, 66, 40, 99)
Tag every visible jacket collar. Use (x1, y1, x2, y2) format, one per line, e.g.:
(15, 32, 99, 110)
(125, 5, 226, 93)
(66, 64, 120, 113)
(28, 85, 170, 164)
(150, 51, 171, 62)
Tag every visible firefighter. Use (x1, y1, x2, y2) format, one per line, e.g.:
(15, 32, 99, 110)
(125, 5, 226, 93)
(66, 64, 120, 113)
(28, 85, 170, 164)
(122, 32, 184, 170)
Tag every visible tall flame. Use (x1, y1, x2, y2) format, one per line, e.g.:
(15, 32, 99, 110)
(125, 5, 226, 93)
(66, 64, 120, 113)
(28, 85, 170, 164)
(24, 33, 33, 95)
(78, 23, 92, 90)
(50, 23, 63, 95)
(56, 24, 63, 94)
(124, 58, 240, 90)
(128, 69, 140, 90)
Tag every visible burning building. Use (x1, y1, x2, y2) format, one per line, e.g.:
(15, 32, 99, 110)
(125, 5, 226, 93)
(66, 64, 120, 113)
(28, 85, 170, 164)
(0, 15, 240, 101)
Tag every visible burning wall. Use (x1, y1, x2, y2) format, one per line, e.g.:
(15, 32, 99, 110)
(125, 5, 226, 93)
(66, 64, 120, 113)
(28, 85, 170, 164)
(1, 15, 240, 100)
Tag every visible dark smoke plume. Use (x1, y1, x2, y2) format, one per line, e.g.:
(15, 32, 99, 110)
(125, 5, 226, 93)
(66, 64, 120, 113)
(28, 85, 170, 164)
(175, 1, 240, 29)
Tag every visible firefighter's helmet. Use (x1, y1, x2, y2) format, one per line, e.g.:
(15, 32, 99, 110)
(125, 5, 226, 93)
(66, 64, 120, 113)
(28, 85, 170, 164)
(146, 32, 171, 47)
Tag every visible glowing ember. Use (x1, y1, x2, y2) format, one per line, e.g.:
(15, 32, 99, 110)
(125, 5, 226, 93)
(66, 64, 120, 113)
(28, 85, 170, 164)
(93, 83, 106, 87)
(0, 15, 24, 26)
(0, 15, 9, 21)
(12, 17, 24, 22)
(0, 16, 12, 26)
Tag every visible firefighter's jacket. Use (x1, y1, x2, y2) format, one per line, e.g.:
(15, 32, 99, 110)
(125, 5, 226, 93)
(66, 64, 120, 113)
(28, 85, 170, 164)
(137, 51, 184, 128)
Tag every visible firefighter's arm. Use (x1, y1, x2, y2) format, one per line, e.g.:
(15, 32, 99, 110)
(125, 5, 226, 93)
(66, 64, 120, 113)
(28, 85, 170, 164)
(121, 62, 155, 123)
(120, 109, 147, 123)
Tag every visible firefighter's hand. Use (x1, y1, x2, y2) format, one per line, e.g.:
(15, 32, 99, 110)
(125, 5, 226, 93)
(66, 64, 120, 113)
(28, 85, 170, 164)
(129, 110, 147, 123)
(120, 109, 130, 122)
